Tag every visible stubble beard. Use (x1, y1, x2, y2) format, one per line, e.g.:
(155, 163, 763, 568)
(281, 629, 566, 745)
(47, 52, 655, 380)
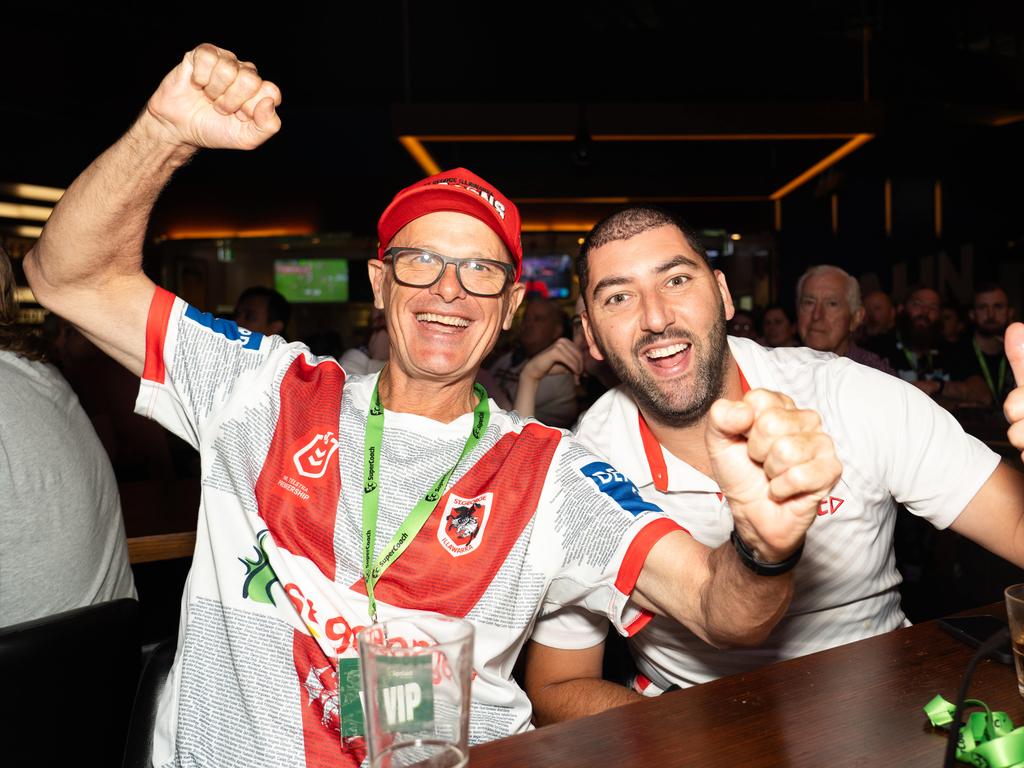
(599, 302, 730, 428)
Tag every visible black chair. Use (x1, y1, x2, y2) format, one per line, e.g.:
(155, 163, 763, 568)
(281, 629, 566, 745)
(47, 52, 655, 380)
(122, 636, 177, 768)
(0, 598, 140, 768)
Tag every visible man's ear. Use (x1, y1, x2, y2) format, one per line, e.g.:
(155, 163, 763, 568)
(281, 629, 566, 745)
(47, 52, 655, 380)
(367, 260, 386, 310)
(502, 283, 526, 331)
(851, 306, 866, 332)
(714, 269, 736, 321)
(580, 306, 606, 362)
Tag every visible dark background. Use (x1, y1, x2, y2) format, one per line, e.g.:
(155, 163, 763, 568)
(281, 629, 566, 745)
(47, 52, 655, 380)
(1, 2, 1022, 306)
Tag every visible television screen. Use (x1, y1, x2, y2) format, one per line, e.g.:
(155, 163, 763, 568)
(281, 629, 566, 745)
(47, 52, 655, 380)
(520, 254, 574, 299)
(274, 259, 349, 303)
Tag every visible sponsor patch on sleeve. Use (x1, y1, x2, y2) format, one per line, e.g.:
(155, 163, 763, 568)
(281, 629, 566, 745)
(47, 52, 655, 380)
(580, 461, 662, 516)
(184, 304, 263, 350)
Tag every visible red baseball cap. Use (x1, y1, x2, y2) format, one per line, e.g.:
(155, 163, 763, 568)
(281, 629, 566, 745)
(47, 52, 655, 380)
(377, 168, 523, 280)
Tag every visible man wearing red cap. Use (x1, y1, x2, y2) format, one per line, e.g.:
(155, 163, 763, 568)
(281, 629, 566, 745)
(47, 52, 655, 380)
(26, 45, 841, 766)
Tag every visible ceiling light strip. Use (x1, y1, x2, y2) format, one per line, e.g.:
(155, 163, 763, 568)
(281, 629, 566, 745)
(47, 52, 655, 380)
(409, 133, 857, 143)
(516, 195, 769, 204)
(0, 202, 52, 222)
(0, 182, 65, 203)
(769, 133, 874, 200)
(398, 136, 441, 176)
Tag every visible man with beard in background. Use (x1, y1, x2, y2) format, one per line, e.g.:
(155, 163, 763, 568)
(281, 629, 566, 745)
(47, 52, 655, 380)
(868, 286, 989, 404)
(968, 283, 1018, 405)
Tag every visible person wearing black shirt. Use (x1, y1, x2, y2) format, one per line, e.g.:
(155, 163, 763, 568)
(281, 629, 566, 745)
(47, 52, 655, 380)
(865, 287, 989, 404)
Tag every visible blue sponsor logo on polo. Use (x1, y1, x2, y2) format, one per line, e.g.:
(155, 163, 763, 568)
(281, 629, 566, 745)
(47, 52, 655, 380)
(580, 461, 661, 516)
(184, 305, 263, 350)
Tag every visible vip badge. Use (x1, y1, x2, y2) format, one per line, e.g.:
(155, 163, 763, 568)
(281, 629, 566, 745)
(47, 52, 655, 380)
(436, 492, 492, 557)
(293, 431, 341, 479)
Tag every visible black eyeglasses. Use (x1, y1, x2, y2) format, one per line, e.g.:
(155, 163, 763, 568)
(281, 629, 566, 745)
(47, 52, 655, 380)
(383, 247, 514, 297)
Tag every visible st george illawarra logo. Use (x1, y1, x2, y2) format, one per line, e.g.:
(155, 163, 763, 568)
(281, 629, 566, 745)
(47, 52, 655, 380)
(293, 431, 341, 479)
(437, 492, 493, 557)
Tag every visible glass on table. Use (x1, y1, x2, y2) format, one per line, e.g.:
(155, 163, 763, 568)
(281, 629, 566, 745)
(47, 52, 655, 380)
(358, 615, 474, 768)
(1004, 584, 1024, 697)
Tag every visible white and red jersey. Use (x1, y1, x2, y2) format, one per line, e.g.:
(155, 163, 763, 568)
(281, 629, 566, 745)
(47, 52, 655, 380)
(136, 288, 679, 766)
(547, 336, 1000, 689)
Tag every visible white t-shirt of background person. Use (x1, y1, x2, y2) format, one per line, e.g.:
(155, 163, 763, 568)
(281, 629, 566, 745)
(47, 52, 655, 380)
(533, 336, 1000, 688)
(0, 351, 135, 627)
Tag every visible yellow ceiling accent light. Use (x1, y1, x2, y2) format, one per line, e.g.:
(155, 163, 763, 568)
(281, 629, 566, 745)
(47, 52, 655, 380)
(411, 132, 859, 143)
(769, 134, 874, 200)
(521, 220, 599, 232)
(0, 182, 65, 203)
(992, 114, 1024, 127)
(163, 226, 315, 240)
(6, 225, 44, 239)
(0, 202, 52, 222)
(398, 136, 441, 176)
(397, 129, 876, 202)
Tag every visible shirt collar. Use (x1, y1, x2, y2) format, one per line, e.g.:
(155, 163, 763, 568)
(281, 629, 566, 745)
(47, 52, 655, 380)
(636, 343, 753, 493)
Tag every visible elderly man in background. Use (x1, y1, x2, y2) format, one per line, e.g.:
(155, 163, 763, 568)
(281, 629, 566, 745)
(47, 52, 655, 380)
(796, 265, 894, 374)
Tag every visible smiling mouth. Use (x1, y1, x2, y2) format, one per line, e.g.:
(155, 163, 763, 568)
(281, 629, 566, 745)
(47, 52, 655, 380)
(416, 312, 471, 329)
(643, 341, 692, 369)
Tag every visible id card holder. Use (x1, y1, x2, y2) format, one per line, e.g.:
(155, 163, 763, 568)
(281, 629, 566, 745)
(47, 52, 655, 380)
(376, 655, 435, 732)
(337, 657, 366, 738)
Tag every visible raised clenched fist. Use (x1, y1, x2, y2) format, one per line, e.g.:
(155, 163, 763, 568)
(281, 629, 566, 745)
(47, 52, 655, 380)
(706, 388, 842, 562)
(145, 43, 282, 150)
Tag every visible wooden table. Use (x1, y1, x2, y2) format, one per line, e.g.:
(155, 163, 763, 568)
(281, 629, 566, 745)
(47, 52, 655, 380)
(472, 607, 1023, 767)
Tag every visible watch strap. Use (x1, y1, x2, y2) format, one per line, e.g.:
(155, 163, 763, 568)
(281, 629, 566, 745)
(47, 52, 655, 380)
(730, 529, 804, 576)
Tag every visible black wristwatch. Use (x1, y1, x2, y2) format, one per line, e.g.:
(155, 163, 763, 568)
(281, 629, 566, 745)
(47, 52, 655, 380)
(730, 529, 804, 576)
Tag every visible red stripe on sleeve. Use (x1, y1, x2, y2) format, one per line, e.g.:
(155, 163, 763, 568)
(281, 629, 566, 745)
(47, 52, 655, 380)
(614, 517, 686, 595)
(624, 610, 654, 637)
(142, 286, 177, 384)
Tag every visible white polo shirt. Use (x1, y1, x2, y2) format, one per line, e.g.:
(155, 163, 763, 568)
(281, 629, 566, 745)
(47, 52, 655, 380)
(533, 336, 1000, 688)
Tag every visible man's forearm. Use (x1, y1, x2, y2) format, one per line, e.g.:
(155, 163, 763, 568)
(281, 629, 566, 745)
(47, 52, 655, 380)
(531, 678, 641, 726)
(699, 541, 794, 648)
(26, 113, 194, 302)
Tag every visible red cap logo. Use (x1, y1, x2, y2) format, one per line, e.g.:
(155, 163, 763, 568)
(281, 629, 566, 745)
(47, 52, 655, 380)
(377, 168, 523, 280)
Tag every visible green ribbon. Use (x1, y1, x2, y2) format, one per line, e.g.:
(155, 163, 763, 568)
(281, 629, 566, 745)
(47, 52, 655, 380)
(361, 374, 490, 624)
(924, 695, 1024, 767)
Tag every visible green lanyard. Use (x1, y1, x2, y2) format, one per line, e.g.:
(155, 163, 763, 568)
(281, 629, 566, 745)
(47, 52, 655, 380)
(361, 376, 490, 624)
(973, 338, 1007, 402)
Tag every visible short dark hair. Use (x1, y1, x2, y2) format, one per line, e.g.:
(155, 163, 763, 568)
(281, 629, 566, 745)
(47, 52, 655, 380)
(974, 282, 1008, 301)
(236, 286, 291, 327)
(764, 302, 796, 324)
(576, 206, 708, 302)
